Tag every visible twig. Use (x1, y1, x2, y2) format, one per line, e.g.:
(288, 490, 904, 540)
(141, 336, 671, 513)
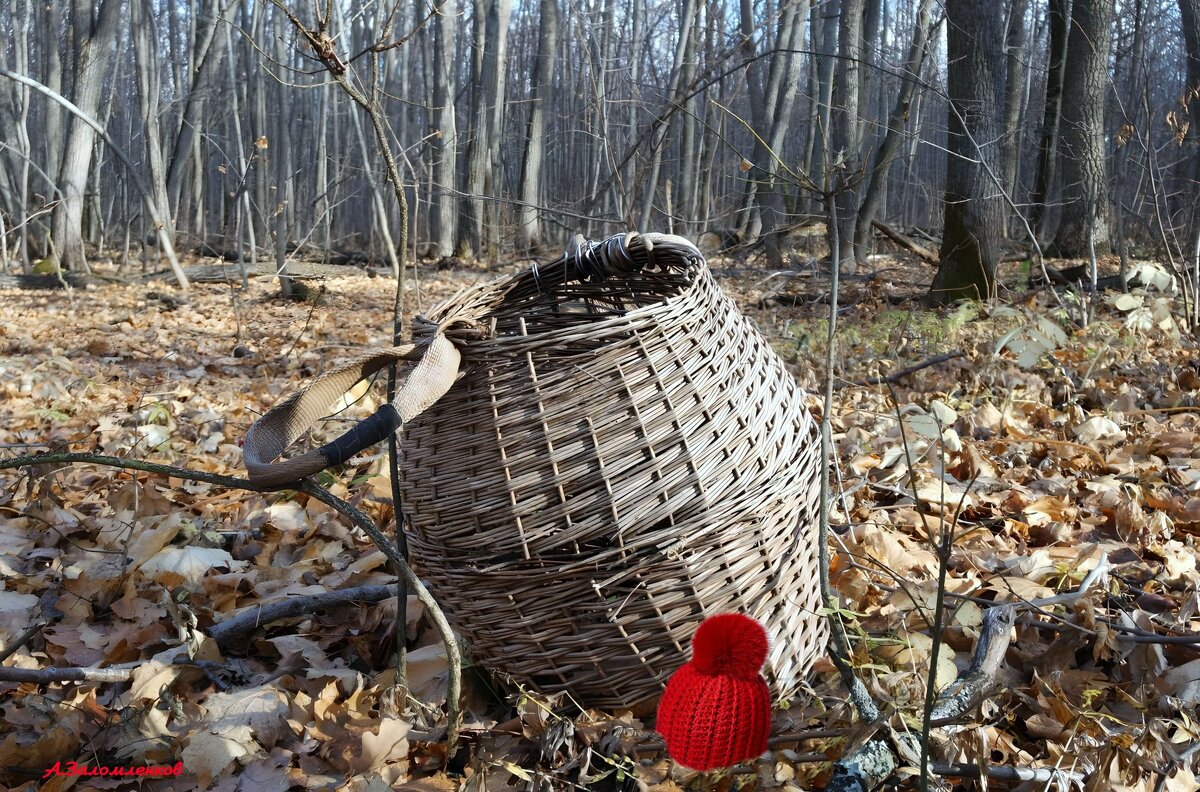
(0, 619, 54, 664)
(820, 194, 882, 725)
(0, 657, 249, 686)
(207, 584, 395, 646)
(839, 351, 965, 389)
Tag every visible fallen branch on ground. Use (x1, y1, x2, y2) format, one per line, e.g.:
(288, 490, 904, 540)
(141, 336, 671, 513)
(0, 619, 55, 664)
(825, 604, 1015, 792)
(872, 220, 939, 264)
(207, 584, 395, 646)
(0, 657, 239, 685)
(839, 351, 965, 389)
(0, 664, 140, 684)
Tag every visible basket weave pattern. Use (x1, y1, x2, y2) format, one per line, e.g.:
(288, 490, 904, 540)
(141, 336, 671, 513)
(399, 234, 826, 709)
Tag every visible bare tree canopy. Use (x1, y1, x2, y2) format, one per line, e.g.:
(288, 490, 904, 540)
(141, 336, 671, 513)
(0, 0, 1196, 286)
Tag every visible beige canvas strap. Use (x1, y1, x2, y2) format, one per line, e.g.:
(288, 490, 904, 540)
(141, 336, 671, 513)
(244, 334, 461, 487)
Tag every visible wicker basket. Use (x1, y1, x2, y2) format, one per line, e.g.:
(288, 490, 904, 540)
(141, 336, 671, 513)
(246, 233, 826, 709)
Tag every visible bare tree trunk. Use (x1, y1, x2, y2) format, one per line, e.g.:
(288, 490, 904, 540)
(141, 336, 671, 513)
(132, 0, 174, 253)
(808, 0, 839, 214)
(223, 12, 255, 277)
(760, 0, 809, 265)
(459, 0, 487, 258)
(1178, 0, 1200, 235)
(459, 0, 511, 260)
(166, 0, 234, 223)
(854, 0, 935, 259)
(678, 0, 700, 235)
(42, 0, 65, 245)
(1050, 0, 1115, 257)
(9, 0, 35, 270)
(736, 0, 807, 259)
(247, 0, 269, 244)
(640, 0, 698, 229)
(829, 0, 866, 271)
(622, 0, 643, 223)
(1001, 0, 1030, 236)
(429, 0, 458, 259)
(735, 0, 766, 239)
(516, 0, 557, 253)
(315, 81, 331, 253)
(929, 0, 1004, 304)
(50, 0, 123, 270)
(272, 26, 295, 300)
(1030, 0, 1070, 238)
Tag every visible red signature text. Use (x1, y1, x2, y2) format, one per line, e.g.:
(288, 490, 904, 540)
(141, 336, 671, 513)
(42, 761, 184, 779)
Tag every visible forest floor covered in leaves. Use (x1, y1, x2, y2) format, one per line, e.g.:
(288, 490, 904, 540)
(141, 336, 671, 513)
(1, 251, 1200, 791)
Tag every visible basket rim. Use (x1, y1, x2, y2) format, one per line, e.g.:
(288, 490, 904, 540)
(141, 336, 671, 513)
(412, 233, 711, 347)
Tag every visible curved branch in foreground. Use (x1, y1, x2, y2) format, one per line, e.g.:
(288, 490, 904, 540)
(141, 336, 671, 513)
(0, 452, 461, 754)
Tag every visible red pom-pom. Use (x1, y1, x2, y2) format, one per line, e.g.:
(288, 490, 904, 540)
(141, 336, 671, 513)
(690, 613, 768, 678)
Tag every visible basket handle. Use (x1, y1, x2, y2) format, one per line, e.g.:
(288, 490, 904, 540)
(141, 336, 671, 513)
(244, 334, 461, 487)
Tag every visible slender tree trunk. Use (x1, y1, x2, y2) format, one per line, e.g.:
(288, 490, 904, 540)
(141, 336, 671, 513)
(929, 0, 1004, 304)
(810, 0, 839, 214)
(315, 81, 331, 253)
(459, 0, 486, 258)
(273, 28, 295, 300)
(459, 0, 511, 259)
(429, 0, 458, 259)
(735, 0, 768, 238)
(622, 0, 643, 222)
(1030, 0, 1070, 238)
(133, 0, 174, 253)
(42, 0, 64, 239)
(829, 0, 866, 271)
(1177, 0, 1200, 235)
(854, 0, 935, 258)
(223, 10, 255, 275)
(640, 0, 698, 229)
(760, 0, 809, 266)
(1050, 0, 1115, 257)
(50, 0, 123, 270)
(10, 0, 34, 270)
(516, 0, 557, 253)
(678, 0, 701, 234)
(248, 0, 269, 243)
(1001, 0, 1030, 236)
(166, 0, 234, 222)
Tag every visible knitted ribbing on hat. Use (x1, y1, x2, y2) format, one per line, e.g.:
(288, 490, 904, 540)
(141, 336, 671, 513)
(656, 613, 771, 771)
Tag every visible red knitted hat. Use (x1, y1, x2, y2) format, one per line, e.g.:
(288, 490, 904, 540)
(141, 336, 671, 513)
(655, 613, 771, 771)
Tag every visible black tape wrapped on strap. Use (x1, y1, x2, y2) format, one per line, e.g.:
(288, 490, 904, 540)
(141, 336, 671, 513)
(317, 404, 403, 466)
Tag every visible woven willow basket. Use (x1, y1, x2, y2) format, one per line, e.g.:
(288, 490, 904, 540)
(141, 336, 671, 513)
(246, 232, 826, 709)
